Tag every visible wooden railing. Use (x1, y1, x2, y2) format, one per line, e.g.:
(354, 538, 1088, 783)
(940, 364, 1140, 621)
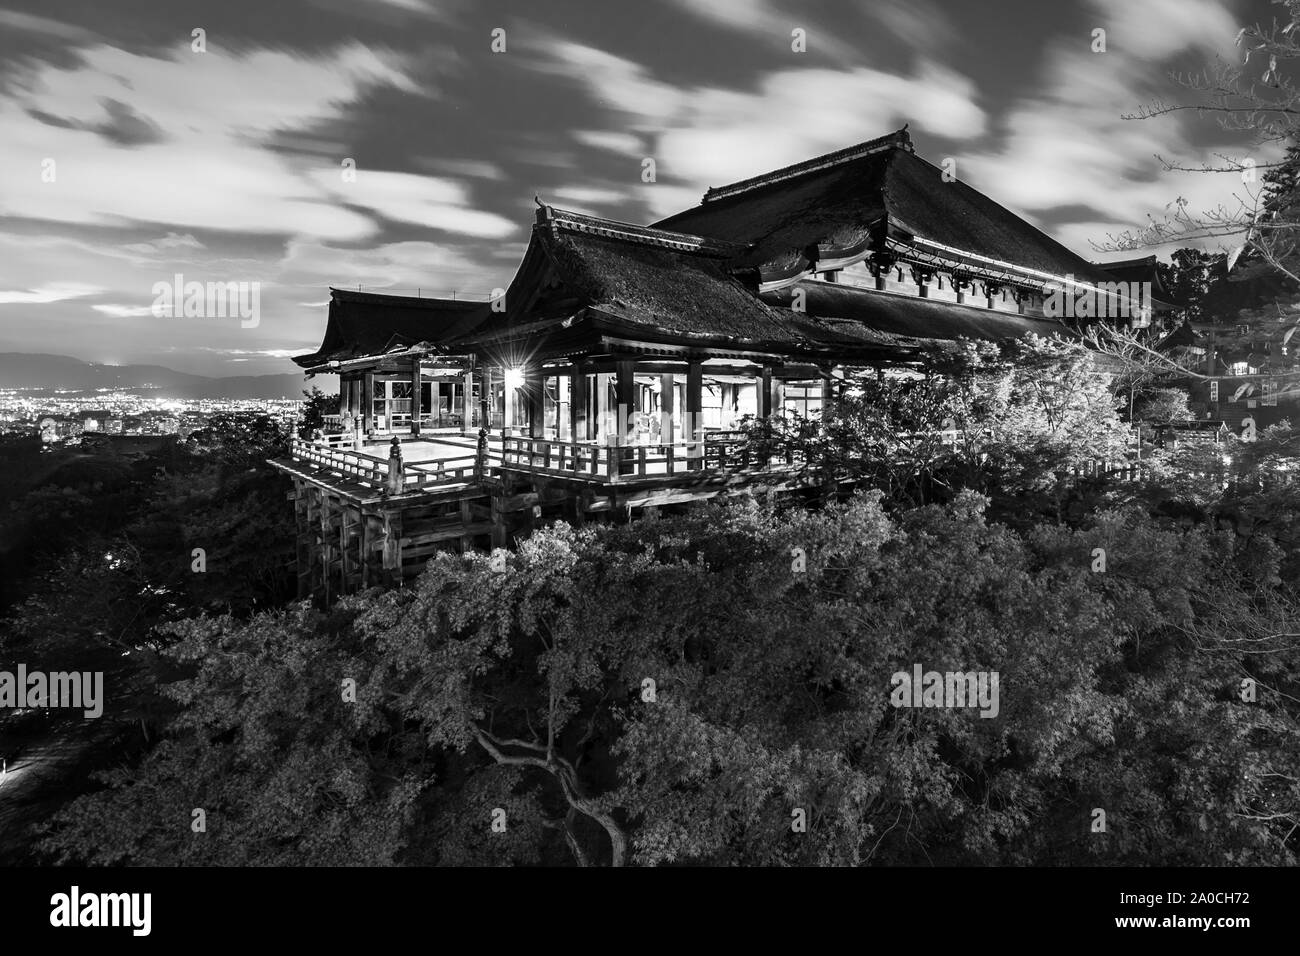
(292, 430, 1282, 498)
(389, 412, 465, 430)
(288, 439, 483, 493)
(500, 433, 800, 483)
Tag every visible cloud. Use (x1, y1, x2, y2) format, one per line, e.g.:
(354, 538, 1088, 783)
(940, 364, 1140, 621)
(957, 2, 1266, 256)
(0, 42, 423, 240)
(309, 170, 519, 238)
(122, 232, 206, 255)
(0, 10, 98, 43)
(551, 185, 629, 209)
(1088, 0, 1240, 60)
(0, 283, 101, 304)
(26, 98, 168, 147)
(659, 0, 868, 64)
(863, 0, 960, 52)
(417, 158, 506, 181)
(526, 39, 987, 219)
(91, 303, 156, 317)
(277, 238, 513, 298)
(526, 41, 686, 130)
(194, 346, 304, 358)
(574, 130, 645, 155)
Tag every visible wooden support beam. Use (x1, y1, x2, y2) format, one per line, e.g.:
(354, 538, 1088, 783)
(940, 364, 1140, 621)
(503, 367, 518, 434)
(410, 358, 422, 437)
(615, 360, 639, 474)
(686, 360, 704, 469)
(360, 510, 374, 588)
(527, 369, 545, 439)
(659, 372, 675, 445)
(339, 503, 351, 589)
(462, 368, 474, 433)
(490, 495, 509, 549)
(615, 360, 639, 411)
(401, 522, 496, 547)
(481, 366, 494, 433)
(571, 360, 589, 442)
(595, 371, 613, 443)
(362, 371, 375, 435)
(381, 511, 402, 585)
(294, 480, 311, 600)
(319, 492, 334, 606)
(459, 498, 473, 553)
(759, 365, 774, 418)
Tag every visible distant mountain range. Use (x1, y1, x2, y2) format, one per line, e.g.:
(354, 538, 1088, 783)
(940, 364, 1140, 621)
(0, 353, 310, 400)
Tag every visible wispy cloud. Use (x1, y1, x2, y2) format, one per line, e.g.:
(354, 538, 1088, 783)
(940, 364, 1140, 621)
(91, 303, 156, 317)
(309, 170, 518, 238)
(959, 0, 1261, 256)
(0, 283, 102, 304)
(0, 43, 421, 239)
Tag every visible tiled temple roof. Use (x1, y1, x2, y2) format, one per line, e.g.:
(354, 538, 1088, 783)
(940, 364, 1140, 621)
(296, 129, 1144, 367)
(654, 127, 1120, 287)
(529, 208, 802, 347)
(293, 289, 490, 369)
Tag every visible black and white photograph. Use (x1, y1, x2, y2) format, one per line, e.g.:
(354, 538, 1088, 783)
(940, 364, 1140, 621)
(0, 0, 1294, 936)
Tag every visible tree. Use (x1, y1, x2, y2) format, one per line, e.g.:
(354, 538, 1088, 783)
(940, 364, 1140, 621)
(36, 605, 426, 866)
(1104, 4, 1300, 355)
(743, 334, 1131, 516)
(298, 386, 335, 441)
(1132, 386, 1195, 423)
(1157, 248, 1222, 325)
(38, 492, 1300, 866)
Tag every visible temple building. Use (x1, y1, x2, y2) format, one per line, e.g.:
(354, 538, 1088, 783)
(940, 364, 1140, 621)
(275, 128, 1162, 602)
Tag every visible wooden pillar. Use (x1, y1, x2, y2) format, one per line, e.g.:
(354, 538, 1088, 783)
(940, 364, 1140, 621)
(503, 368, 517, 434)
(490, 495, 508, 548)
(571, 360, 589, 442)
(595, 372, 613, 443)
(362, 371, 375, 435)
(459, 498, 473, 554)
(386, 437, 405, 496)
(294, 480, 311, 600)
(821, 367, 836, 421)
(360, 510, 373, 588)
(527, 369, 545, 439)
(480, 366, 493, 432)
(686, 360, 704, 467)
(462, 367, 474, 433)
(615, 360, 638, 475)
(759, 365, 774, 418)
(659, 372, 675, 444)
(381, 510, 402, 586)
(319, 492, 334, 606)
(410, 359, 422, 437)
(616, 360, 638, 444)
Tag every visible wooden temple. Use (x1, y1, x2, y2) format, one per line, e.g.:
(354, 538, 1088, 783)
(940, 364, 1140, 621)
(272, 128, 1162, 602)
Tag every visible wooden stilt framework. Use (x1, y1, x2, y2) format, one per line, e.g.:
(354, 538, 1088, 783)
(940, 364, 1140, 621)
(287, 477, 500, 603)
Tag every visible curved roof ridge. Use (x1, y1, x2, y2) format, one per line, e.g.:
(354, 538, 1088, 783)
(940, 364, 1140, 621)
(701, 127, 912, 204)
(537, 203, 750, 257)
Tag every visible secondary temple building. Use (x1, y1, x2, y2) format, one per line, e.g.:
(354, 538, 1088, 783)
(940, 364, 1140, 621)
(274, 128, 1159, 602)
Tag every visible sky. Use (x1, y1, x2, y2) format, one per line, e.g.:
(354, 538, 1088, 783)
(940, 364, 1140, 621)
(0, 0, 1286, 376)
